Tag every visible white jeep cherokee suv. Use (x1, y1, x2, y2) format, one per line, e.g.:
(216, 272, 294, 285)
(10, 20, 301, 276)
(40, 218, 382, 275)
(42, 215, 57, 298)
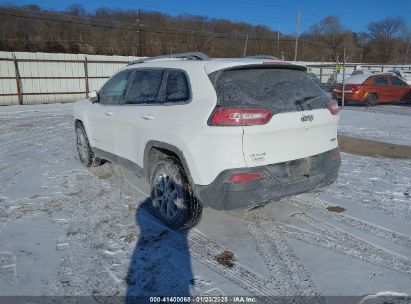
(74, 52, 341, 229)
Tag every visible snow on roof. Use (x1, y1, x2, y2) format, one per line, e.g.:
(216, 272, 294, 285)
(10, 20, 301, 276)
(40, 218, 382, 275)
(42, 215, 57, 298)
(343, 74, 371, 84)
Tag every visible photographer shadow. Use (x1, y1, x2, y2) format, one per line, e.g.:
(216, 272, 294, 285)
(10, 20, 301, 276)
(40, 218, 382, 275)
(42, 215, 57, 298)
(125, 198, 197, 303)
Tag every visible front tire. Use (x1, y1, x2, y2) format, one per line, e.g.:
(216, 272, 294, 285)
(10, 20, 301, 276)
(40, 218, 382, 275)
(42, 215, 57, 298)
(150, 158, 202, 230)
(75, 122, 101, 167)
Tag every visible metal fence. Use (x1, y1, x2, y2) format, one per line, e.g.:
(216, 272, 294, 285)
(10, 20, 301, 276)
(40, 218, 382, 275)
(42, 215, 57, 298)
(0, 51, 141, 106)
(305, 62, 411, 107)
(1, 51, 411, 106)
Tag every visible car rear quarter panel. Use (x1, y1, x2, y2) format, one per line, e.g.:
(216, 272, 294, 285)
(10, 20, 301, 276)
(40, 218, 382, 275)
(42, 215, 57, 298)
(146, 65, 246, 186)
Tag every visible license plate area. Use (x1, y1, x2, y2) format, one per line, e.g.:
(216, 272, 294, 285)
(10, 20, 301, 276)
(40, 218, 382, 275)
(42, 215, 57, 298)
(286, 158, 310, 178)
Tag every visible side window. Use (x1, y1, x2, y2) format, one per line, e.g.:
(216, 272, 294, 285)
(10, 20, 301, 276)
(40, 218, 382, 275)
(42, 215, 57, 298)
(124, 69, 164, 104)
(373, 76, 388, 86)
(390, 77, 406, 86)
(100, 70, 131, 105)
(164, 70, 190, 103)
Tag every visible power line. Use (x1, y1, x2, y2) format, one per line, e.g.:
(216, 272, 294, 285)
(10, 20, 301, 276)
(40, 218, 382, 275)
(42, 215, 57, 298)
(0, 10, 282, 42)
(0, 8, 330, 49)
(0, 6, 281, 40)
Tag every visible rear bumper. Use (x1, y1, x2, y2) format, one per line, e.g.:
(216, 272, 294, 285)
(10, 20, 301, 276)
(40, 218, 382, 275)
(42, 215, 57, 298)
(193, 148, 341, 210)
(332, 90, 364, 102)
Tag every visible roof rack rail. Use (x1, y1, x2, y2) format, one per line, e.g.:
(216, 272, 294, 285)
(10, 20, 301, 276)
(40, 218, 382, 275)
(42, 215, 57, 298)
(128, 52, 210, 65)
(241, 55, 279, 60)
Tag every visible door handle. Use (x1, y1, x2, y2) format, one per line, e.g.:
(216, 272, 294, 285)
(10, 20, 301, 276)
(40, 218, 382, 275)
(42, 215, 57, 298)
(141, 114, 155, 120)
(105, 111, 114, 116)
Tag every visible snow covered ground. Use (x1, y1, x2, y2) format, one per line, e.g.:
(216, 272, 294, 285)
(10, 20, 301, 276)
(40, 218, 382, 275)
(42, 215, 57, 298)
(0, 104, 410, 303)
(339, 105, 411, 146)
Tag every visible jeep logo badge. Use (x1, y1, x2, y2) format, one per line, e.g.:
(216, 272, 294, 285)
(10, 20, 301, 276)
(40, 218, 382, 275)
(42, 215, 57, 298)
(301, 114, 314, 122)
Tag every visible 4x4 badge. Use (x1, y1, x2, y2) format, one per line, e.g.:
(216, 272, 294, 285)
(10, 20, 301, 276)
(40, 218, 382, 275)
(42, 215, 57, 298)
(301, 114, 314, 122)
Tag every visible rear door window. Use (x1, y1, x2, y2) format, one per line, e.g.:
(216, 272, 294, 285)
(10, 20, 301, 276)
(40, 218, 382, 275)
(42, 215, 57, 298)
(373, 76, 388, 86)
(209, 67, 328, 114)
(164, 70, 190, 103)
(124, 69, 164, 104)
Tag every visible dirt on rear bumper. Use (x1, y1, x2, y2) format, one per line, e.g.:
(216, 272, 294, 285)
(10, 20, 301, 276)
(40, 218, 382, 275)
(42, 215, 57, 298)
(194, 148, 341, 210)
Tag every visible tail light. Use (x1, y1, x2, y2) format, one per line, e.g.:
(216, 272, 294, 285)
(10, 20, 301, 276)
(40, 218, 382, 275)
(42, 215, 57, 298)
(351, 84, 360, 92)
(228, 172, 263, 184)
(345, 84, 360, 92)
(327, 100, 340, 115)
(210, 107, 273, 126)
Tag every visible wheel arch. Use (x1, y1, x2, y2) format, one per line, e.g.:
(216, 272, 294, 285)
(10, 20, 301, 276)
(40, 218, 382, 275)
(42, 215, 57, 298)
(75, 119, 83, 128)
(143, 141, 195, 186)
(365, 92, 378, 100)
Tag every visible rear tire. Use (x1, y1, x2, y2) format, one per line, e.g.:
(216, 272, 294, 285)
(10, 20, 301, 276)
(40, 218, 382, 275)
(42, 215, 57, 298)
(150, 158, 202, 230)
(365, 93, 378, 107)
(75, 122, 101, 167)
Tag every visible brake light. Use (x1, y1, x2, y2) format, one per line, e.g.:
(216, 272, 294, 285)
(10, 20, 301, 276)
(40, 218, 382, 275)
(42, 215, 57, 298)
(263, 61, 288, 65)
(210, 108, 273, 126)
(344, 84, 359, 92)
(228, 172, 263, 184)
(351, 84, 360, 92)
(327, 100, 340, 115)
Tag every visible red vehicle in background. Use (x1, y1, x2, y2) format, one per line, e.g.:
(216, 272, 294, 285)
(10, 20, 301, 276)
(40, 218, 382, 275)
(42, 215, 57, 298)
(332, 73, 411, 106)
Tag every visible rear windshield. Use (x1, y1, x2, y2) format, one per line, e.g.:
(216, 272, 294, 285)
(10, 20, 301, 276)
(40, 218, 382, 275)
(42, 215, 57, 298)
(209, 68, 328, 114)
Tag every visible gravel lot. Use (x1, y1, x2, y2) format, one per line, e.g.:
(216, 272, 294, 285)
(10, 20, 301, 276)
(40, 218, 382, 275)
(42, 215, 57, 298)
(0, 104, 410, 303)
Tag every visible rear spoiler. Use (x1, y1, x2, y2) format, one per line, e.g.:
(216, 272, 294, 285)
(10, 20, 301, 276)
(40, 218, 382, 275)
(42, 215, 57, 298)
(213, 63, 307, 73)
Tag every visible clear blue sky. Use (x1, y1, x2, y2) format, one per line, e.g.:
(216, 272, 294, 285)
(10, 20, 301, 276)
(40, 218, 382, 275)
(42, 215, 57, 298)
(2, 0, 411, 35)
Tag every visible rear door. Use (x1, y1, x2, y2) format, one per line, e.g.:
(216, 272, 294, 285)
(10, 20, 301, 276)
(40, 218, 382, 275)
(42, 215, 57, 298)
(210, 67, 339, 167)
(371, 76, 390, 101)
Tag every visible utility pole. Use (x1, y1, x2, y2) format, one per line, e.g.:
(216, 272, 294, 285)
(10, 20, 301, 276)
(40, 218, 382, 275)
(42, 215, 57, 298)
(138, 9, 142, 56)
(293, 9, 301, 61)
(276, 29, 280, 57)
(243, 34, 249, 56)
(341, 47, 346, 109)
(360, 41, 364, 63)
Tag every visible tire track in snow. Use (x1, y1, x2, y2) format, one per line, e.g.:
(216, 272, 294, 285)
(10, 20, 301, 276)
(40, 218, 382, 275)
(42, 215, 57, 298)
(276, 213, 411, 276)
(0, 252, 17, 286)
(123, 173, 291, 296)
(289, 195, 411, 247)
(138, 208, 281, 297)
(241, 211, 320, 297)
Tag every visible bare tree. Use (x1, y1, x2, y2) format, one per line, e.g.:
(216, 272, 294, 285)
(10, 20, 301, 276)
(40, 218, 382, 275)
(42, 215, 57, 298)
(307, 16, 356, 61)
(367, 17, 406, 39)
(0, 4, 408, 64)
(365, 17, 407, 63)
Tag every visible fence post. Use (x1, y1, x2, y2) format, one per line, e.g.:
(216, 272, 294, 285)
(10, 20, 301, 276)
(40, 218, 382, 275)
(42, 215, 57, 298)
(84, 56, 89, 97)
(12, 54, 23, 105)
(319, 67, 323, 83)
(341, 48, 346, 109)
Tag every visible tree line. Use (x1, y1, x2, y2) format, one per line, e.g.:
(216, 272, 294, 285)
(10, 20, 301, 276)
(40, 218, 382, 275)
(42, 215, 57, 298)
(0, 4, 409, 63)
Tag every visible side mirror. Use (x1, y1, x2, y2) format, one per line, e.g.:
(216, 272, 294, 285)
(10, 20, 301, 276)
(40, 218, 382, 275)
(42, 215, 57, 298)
(88, 90, 99, 103)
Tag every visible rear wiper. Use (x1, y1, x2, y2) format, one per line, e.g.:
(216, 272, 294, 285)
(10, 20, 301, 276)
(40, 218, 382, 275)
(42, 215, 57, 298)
(295, 95, 323, 110)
